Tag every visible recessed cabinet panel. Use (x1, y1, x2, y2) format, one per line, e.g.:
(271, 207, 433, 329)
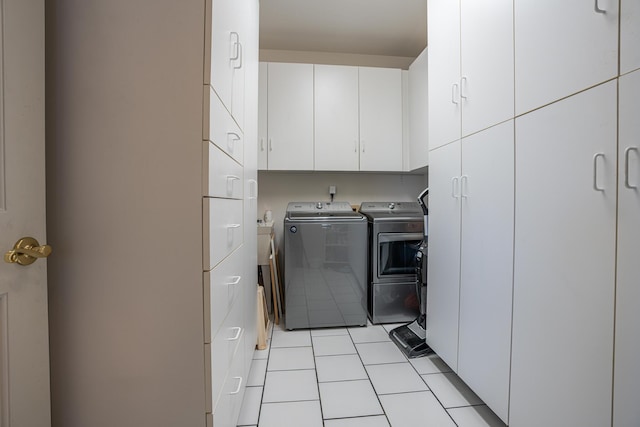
(204, 198, 243, 271)
(613, 69, 640, 427)
(204, 141, 243, 199)
(511, 81, 617, 427)
(267, 62, 314, 170)
(515, 0, 619, 115)
(314, 65, 360, 171)
(209, 86, 244, 165)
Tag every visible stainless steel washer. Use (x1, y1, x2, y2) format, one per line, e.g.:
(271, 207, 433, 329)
(359, 202, 424, 324)
(284, 202, 368, 330)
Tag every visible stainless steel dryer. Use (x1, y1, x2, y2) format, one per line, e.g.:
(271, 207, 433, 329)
(359, 202, 424, 324)
(284, 202, 368, 330)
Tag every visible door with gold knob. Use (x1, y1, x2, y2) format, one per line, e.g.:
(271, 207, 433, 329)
(0, 0, 51, 425)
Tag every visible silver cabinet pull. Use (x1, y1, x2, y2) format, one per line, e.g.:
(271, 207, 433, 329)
(233, 42, 243, 70)
(625, 147, 639, 189)
(268, 138, 273, 151)
(354, 141, 357, 153)
(248, 179, 258, 200)
(260, 138, 264, 151)
(593, 153, 605, 191)
(452, 83, 459, 105)
(594, 0, 606, 13)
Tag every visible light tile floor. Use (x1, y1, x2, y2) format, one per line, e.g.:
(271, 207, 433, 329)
(237, 321, 507, 427)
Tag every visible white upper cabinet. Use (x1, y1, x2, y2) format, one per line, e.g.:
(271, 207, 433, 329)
(428, 0, 513, 150)
(460, 0, 514, 137)
(427, 0, 461, 150)
(314, 65, 360, 171)
(210, 0, 246, 129)
(359, 67, 403, 171)
(266, 62, 314, 170)
(514, 0, 619, 115)
(408, 48, 429, 170)
(258, 62, 268, 170)
(621, 0, 640, 74)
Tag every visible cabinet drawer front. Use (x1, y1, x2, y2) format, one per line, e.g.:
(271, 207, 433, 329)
(210, 296, 244, 413)
(212, 344, 245, 426)
(209, 86, 244, 165)
(204, 141, 243, 199)
(204, 198, 243, 270)
(206, 246, 244, 342)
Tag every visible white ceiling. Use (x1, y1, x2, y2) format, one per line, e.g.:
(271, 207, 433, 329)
(259, 0, 427, 59)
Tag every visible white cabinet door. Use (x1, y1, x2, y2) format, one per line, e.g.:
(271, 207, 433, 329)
(426, 141, 462, 372)
(427, 0, 461, 151)
(621, 0, 640, 74)
(613, 70, 640, 427)
(314, 65, 359, 171)
(511, 81, 617, 427)
(458, 121, 513, 424)
(210, 0, 245, 128)
(515, 0, 619, 115)
(408, 48, 429, 170)
(359, 67, 403, 171)
(258, 62, 268, 170)
(267, 63, 314, 170)
(460, 0, 513, 137)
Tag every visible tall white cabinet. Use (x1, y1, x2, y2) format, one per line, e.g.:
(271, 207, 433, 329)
(408, 47, 429, 170)
(613, 69, 640, 427)
(514, 0, 619, 115)
(510, 81, 617, 427)
(204, 0, 258, 425)
(427, 0, 513, 150)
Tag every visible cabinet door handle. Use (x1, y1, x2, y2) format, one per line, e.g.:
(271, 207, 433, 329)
(227, 132, 241, 152)
(226, 224, 241, 229)
(460, 77, 468, 100)
(594, 0, 606, 13)
(226, 175, 240, 182)
(233, 42, 243, 70)
(268, 138, 273, 151)
(451, 176, 460, 198)
(260, 138, 264, 151)
(226, 276, 242, 286)
(593, 153, 606, 192)
(229, 377, 243, 395)
(248, 179, 258, 199)
(354, 141, 357, 153)
(625, 147, 639, 189)
(361, 141, 366, 153)
(226, 327, 242, 341)
(451, 83, 459, 105)
(461, 175, 469, 198)
(229, 32, 240, 61)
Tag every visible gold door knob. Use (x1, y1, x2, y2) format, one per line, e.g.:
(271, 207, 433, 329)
(4, 237, 52, 266)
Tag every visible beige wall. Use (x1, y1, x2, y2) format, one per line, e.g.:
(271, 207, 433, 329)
(258, 170, 428, 249)
(45, 1, 206, 426)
